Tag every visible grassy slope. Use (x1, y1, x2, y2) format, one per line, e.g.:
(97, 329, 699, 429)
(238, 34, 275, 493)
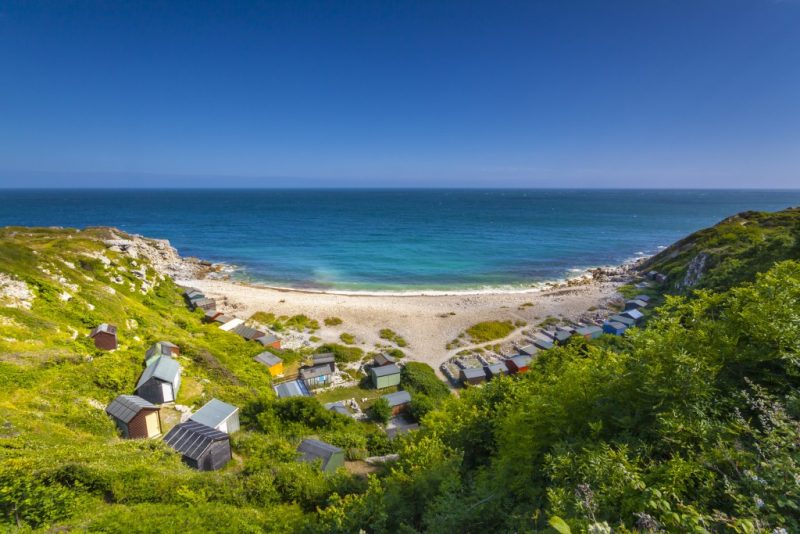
(642, 206, 800, 293)
(0, 227, 386, 532)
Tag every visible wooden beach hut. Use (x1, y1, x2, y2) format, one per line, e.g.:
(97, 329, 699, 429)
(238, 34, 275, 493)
(231, 324, 265, 341)
(532, 338, 554, 351)
(460, 367, 486, 386)
(373, 353, 397, 367)
(625, 299, 648, 311)
(135, 356, 182, 404)
(257, 332, 282, 349)
(163, 420, 231, 471)
(105, 395, 161, 439)
(300, 364, 334, 389)
(485, 363, 509, 379)
(189, 398, 240, 434)
(575, 325, 603, 340)
(518, 344, 539, 357)
(382, 390, 412, 416)
(553, 330, 572, 345)
(621, 309, 645, 324)
(505, 354, 532, 374)
(602, 321, 627, 336)
(144, 340, 179, 366)
(296, 439, 345, 473)
(370, 363, 401, 389)
(219, 317, 244, 331)
(254, 351, 284, 376)
(273, 379, 311, 399)
(89, 323, 118, 350)
(191, 297, 217, 311)
(609, 314, 636, 328)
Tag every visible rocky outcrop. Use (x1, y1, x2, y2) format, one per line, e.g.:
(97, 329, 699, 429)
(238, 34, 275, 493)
(678, 252, 710, 290)
(100, 230, 217, 280)
(0, 272, 35, 309)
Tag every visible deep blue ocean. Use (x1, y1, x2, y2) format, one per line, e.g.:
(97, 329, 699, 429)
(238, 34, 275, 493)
(1, 189, 799, 293)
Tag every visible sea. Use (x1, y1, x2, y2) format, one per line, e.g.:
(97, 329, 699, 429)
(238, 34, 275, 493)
(1, 189, 799, 294)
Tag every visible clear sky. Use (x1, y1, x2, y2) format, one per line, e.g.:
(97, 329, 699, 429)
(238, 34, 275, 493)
(0, 1, 798, 188)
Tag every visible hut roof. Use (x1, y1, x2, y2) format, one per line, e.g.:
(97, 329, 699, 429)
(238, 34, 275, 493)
(90, 323, 117, 337)
(145, 341, 178, 359)
(164, 421, 228, 461)
(214, 314, 234, 324)
(461, 367, 485, 380)
(634, 294, 652, 303)
(324, 402, 352, 416)
(189, 399, 239, 429)
(622, 309, 645, 320)
(576, 325, 603, 336)
(257, 333, 280, 345)
(312, 353, 336, 365)
(192, 297, 215, 307)
(606, 321, 627, 330)
(518, 344, 539, 356)
(382, 390, 412, 408)
(373, 354, 397, 367)
(254, 351, 283, 367)
(274, 379, 310, 398)
(105, 395, 156, 423)
(533, 339, 554, 350)
(610, 314, 636, 326)
(231, 324, 264, 340)
(299, 364, 333, 380)
(371, 363, 401, 377)
(136, 356, 181, 389)
(553, 330, 572, 342)
(485, 363, 508, 376)
(507, 355, 532, 368)
(297, 439, 343, 469)
(626, 299, 648, 308)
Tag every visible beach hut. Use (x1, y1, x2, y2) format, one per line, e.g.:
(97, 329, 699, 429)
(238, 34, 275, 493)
(532, 338, 554, 351)
(231, 324, 265, 341)
(254, 351, 284, 376)
(163, 420, 231, 471)
(257, 332, 281, 349)
(540, 330, 557, 341)
(634, 294, 652, 303)
(621, 309, 645, 324)
(312, 353, 336, 367)
(575, 325, 603, 340)
(518, 344, 539, 357)
(204, 309, 223, 323)
(296, 439, 345, 473)
(144, 341, 179, 366)
(557, 326, 577, 334)
(89, 323, 117, 350)
(219, 317, 244, 331)
(654, 273, 668, 284)
(105, 395, 161, 439)
(273, 379, 311, 399)
(553, 330, 572, 345)
(370, 363, 401, 389)
(135, 356, 182, 404)
(602, 321, 627, 336)
(625, 299, 648, 311)
(189, 399, 240, 434)
(609, 314, 636, 327)
(191, 297, 217, 311)
(300, 364, 334, 389)
(325, 402, 353, 417)
(505, 354, 532, 374)
(485, 363, 509, 379)
(183, 288, 204, 300)
(382, 390, 412, 416)
(646, 271, 658, 280)
(214, 314, 234, 325)
(373, 353, 397, 367)
(460, 367, 486, 386)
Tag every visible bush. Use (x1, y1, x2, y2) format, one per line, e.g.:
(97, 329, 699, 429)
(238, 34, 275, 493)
(318, 344, 364, 363)
(339, 333, 356, 344)
(369, 398, 391, 424)
(324, 317, 343, 326)
(400, 362, 450, 401)
(464, 320, 516, 343)
(379, 329, 407, 347)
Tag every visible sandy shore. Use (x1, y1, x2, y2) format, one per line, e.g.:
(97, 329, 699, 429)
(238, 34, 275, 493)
(179, 272, 629, 371)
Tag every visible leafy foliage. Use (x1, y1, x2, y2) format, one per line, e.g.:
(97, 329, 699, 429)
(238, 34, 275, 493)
(464, 320, 516, 343)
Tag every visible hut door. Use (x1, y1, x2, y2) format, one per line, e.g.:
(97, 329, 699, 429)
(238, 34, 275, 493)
(162, 383, 174, 402)
(145, 412, 160, 437)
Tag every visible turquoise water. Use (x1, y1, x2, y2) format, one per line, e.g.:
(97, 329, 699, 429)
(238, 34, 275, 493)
(1, 189, 799, 292)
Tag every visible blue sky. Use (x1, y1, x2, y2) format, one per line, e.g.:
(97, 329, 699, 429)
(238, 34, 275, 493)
(0, 1, 798, 188)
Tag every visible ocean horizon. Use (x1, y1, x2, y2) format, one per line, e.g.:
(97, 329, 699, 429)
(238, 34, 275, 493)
(2, 188, 799, 292)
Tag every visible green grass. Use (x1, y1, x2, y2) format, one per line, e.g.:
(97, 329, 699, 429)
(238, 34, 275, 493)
(464, 320, 516, 343)
(379, 328, 407, 347)
(339, 332, 356, 344)
(324, 317, 343, 326)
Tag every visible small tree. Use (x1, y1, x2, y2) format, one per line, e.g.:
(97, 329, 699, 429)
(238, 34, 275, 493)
(370, 398, 392, 424)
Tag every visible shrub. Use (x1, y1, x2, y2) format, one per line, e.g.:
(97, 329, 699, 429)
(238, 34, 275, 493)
(369, 398, 392, 424)
(465, 321, 515, 343)
(324, 317, 343, 326)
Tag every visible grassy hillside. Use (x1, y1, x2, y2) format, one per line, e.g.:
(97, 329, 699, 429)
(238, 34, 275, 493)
(0, 227, 392, 532)
(2, 218, 800, 533)
(642, 206, 800, 293)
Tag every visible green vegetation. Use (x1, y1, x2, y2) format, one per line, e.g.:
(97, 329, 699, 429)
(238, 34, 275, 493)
(369, 398, 392, 424)
(251, 311, 319, 333)
(3, 209, 800, 533)
(339, 332, 356, 344)
(644, 206, 800, 292)
(464, 320, 516, 343)
(538, 315, 559, 327)
(378, 328, 407, 347)
(324, 316, 343, 326)
(317, 343, 364, 363)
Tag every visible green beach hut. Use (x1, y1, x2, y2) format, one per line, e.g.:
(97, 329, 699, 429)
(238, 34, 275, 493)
(370, 363, 401, 389)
